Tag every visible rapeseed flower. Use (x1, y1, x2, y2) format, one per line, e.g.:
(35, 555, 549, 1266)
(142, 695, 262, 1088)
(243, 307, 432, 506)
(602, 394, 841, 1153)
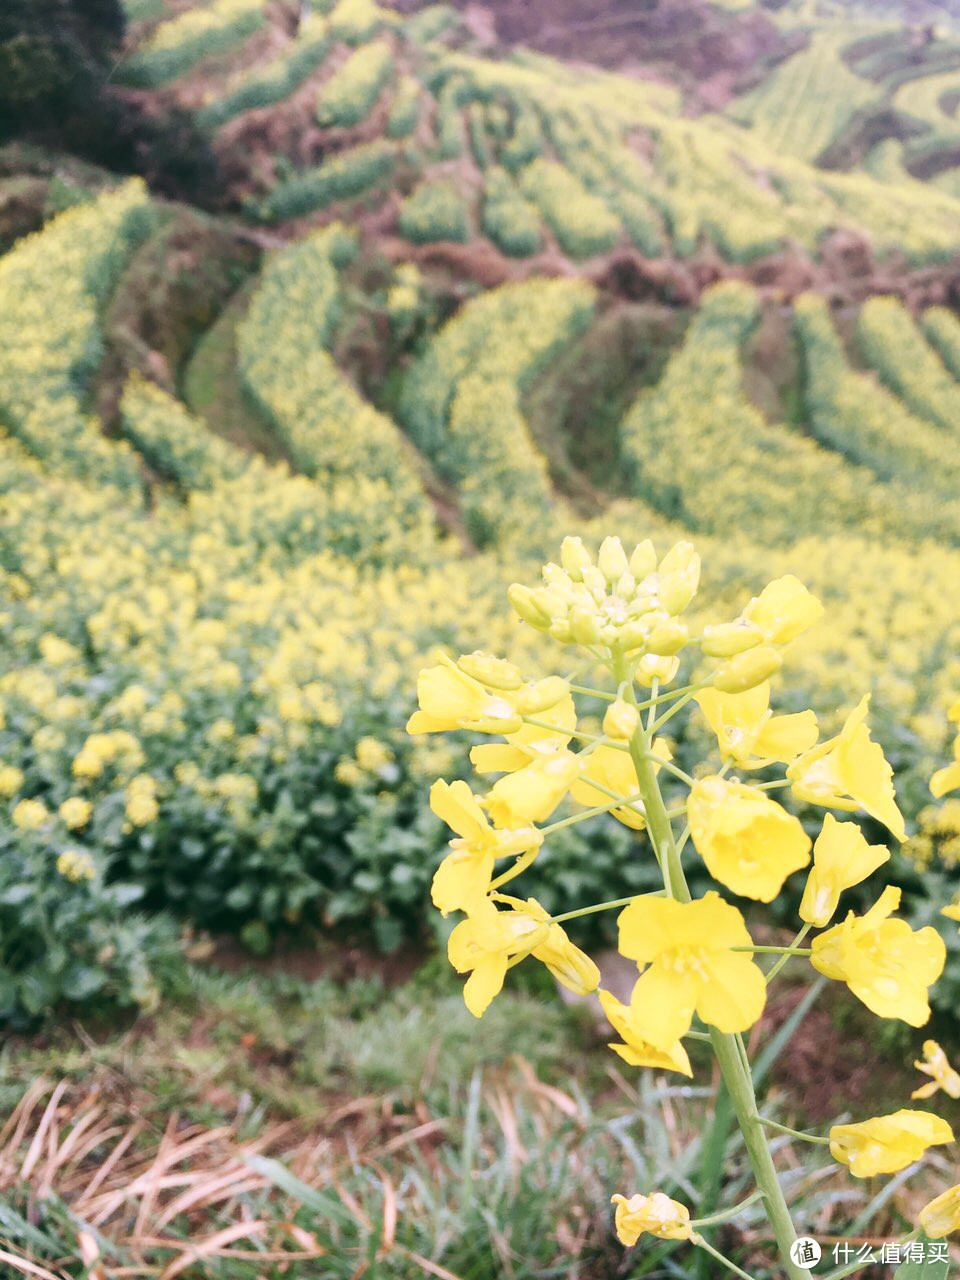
(687, 777, 811, 901)
(598, 987, 692, 1076)
(787, 696, 906, 840)
(696, 683, 818, 769)
(0, 765, 24, 798)
(430, 779, 541, 915)
(742, 575, 824, 645)
(570, 739, 671, 830)
(811, 887, 944, 1025)
(57, 849, 96, 882)
(799, 814, 890, 928)
(482, 747, 582, 827)
(919, 1184, 960, 1238)
(470, 694, 576, 774)
(616, 892, 766, 1048)
(447, 895, 598, 1016)
(12, 798, 49, 830)
(912, 1040, 960, 1100)
(407, 653, 568, 736)
(829, 1110, 953, 1177)
(58, 796, 93, 830)
(611, 1192, 693, 1244)
(931, 700, 960, 797)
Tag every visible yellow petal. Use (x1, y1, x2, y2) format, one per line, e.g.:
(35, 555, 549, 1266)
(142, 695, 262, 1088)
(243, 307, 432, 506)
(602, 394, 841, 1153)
(696, 951, 766, 1035)
(431, 849, 494, 916)
(430, 778, 488, 841)
(463, 955, 508, 1017)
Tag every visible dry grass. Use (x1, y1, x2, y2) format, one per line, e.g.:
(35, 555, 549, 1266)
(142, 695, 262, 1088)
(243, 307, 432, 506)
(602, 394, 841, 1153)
(0, 1062, 629, 1279)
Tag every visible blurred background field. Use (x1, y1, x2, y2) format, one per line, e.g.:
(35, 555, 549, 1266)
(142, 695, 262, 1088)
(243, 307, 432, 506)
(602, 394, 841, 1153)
(2, 0, 960, 1274)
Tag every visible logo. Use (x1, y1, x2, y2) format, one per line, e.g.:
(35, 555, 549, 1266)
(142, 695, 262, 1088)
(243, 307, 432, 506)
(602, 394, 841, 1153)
(790, 1238, 822, 1267)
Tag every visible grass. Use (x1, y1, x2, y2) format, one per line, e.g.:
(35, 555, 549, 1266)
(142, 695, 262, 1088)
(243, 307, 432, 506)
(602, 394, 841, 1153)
(181, 281, 293, 463)
(1, 956, 952, 1279)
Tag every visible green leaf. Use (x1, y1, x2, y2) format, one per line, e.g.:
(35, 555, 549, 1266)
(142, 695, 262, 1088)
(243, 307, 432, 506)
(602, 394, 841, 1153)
(0, 884, 33, 905)
(62, 963, 107, 1001)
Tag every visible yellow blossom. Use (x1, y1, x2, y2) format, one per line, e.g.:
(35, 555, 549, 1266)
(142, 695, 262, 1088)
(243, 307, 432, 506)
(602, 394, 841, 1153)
(799, 814, 890, 928)
(0, 765, 24, 798)
(616, 892, 766, 1049)
(912, 1040, 960, 1100)
(687, 776, 811, 902)
(482, 747, 582, 827)
(696, 683, 818, 769)
(919, 1184, 960, 1238)
(611, 1192, 693, 1244)
(811, 887, 945, 1025)
(447, 895, 599, 1017)
(931, 701, 960, 798)
(470, 694, 576, 774)
(829, 1110, 953, 1177)
(355, 737, 394, 771)
(125, 774, 159, 827)
(742, 575, 824, 645)
(12, 798, 49, 830)
(335, 759, 364, 787)
(598, 988, 692, 1076)
(787, 696, 906, 841)
(407, 653, 568, 736)
(57, 848, 96, 882)
(430, 780, 541, 915)
(58, 796, 93, 830)
(570, 738, 670, 830)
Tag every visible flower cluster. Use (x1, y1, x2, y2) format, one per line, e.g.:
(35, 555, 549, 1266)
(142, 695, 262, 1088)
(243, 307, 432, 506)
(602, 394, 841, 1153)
(410, 535, 959, 1271)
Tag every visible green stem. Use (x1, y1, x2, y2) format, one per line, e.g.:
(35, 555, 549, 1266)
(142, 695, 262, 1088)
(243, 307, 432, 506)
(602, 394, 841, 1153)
(643, 754, 695, 787)
(758, 1118, 830, 1146)
(569, 683, 615, 701)
(551, 892, 662, 924)
(731, 946, 812, 957)
(692, 1189, 764, 1228)
(611, 650, 811, 1280)
(691, 1235, 759, 1280)
(651, 685, 706, 733)
(765, 924, 812, 985)
(521, 716, 627, 747)
(540, 792, 646, 834)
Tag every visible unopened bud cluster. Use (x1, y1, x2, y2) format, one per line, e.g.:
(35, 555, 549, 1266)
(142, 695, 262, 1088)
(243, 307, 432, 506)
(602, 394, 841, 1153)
(508, 536, 699, 657)
(508, 536, 825, 695)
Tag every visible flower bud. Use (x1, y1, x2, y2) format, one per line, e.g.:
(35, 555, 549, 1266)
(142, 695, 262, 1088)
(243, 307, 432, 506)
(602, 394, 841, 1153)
(618, 619, 653, 651)
(543, 562, 575, 597)
(518, 676, 571, 714)
(598, 536, 629, 585)
(658, 542, 701, 615)
(603, 699, 640, 740)
(700, 620, 763, 658)
(629, 539, 657, 581)
(548, 618, 573, 643)
(713, 645, 782, 693)
(581, 565, 607, 600)
(508, 584, 551, 630)
(646, 619, 689, 656)
(457, 652, 523, 690)
(614, 571, 636, 599)
(569, 605, 606, 646)
(560, 536, 593, 582)
(636, 654, 680, 687)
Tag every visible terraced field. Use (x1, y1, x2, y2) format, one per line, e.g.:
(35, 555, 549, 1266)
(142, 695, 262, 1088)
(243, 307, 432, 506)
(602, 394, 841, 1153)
(2, 0, 960, 1031)
(110, 0, 960, 266)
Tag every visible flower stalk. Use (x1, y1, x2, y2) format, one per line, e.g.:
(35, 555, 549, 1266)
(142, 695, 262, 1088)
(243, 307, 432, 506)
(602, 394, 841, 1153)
(615, 648, 813, 1280)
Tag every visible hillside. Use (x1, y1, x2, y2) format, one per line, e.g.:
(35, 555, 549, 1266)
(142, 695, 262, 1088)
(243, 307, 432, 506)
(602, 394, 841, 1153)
(1, 0, 960, 1024)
